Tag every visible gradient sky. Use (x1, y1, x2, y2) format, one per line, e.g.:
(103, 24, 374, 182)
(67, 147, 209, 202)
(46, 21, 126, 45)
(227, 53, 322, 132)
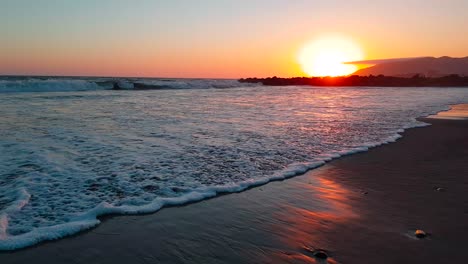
(1, 0, 467, 78)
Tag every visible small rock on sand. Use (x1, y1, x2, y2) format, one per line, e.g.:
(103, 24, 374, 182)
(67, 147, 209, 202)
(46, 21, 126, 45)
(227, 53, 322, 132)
(302, 246, 329, 260)
(313, 250, 329, 259)
(415, 229, 427, 238)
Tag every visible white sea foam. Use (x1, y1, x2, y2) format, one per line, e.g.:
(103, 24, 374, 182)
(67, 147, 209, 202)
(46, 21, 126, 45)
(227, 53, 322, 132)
(0, 79, 107, 93)
(0, 84, 467, 250)
(0, 78, 254, 93)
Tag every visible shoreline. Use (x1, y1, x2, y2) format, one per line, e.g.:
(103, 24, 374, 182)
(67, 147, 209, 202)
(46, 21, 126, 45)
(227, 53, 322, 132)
(1, 106, 468, 263)
(0, 104, 448, 252)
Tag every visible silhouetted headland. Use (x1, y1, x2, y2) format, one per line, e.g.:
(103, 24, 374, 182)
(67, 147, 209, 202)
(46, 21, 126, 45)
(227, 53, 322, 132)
(239, 74, 468, 87)
(353, 56, 468, 77)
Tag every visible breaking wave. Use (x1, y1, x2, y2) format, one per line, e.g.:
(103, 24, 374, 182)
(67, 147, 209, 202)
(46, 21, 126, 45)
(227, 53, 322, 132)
(1, 84, 467, 250)
(0, 77, 256, 93)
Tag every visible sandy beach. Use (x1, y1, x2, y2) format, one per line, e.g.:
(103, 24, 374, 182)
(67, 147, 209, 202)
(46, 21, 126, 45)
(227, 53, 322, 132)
(1, 108, 467, 264)
(3, 1, 468, 263)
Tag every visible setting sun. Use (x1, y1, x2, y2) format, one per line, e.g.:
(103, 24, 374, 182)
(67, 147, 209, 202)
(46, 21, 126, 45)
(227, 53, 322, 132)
(298, 35, 364, 77)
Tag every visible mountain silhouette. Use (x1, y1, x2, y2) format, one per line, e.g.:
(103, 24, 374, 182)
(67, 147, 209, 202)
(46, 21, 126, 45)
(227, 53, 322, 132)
(353, 56, 468, 77)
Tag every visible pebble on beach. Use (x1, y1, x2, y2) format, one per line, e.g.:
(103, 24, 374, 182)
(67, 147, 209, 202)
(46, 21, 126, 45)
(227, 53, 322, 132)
(313, 250, 329, 259)
(302, 246, 329, 260)
(415, 229, 427, 238)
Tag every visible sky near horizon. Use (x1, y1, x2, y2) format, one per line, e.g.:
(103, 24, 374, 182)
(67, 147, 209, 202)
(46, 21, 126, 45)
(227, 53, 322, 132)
(1, 0, 468, 78)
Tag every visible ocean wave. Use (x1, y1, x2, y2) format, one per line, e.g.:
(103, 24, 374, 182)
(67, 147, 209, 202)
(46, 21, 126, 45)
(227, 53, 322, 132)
(0, 85, 465, 250)
(0, 78, 256, 93)
(0, 79, 108, 93)
(0, 120, 432, 251)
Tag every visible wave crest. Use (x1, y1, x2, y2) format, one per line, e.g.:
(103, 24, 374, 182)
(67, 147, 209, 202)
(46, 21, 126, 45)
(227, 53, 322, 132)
(0, 78, 256, 93)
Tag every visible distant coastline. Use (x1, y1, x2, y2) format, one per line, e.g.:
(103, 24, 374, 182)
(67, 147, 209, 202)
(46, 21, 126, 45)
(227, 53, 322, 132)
(239, 75, 468, 87)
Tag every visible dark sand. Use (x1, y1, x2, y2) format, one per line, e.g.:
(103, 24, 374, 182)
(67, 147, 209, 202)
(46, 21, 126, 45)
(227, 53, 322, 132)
(1, 114, 468, 263)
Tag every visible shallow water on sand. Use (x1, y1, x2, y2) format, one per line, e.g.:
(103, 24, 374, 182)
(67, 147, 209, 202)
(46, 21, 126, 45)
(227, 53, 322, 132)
(1, 84, 468, 249)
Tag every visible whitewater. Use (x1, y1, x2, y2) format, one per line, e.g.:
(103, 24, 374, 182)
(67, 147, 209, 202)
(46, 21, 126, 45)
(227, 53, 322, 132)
(1, 77, 468, 250)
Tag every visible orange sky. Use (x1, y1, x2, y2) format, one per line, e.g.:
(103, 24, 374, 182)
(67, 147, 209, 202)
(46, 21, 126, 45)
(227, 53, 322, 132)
(1, 1, 468, 78)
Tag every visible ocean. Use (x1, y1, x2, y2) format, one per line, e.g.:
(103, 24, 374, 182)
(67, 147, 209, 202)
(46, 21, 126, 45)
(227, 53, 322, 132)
(1, 77, 467, 250)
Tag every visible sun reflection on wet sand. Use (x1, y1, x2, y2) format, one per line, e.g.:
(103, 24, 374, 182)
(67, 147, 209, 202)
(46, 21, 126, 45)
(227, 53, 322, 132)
(427, 104, 468, 120)
(269, 176, 359, 263)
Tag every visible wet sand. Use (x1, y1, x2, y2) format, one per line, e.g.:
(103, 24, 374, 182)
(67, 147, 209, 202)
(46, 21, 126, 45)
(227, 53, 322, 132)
(1, 111, 468, 263)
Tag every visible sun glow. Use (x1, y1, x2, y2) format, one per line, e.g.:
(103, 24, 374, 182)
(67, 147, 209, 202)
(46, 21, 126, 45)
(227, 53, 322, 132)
(298, 35, 364, 77)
